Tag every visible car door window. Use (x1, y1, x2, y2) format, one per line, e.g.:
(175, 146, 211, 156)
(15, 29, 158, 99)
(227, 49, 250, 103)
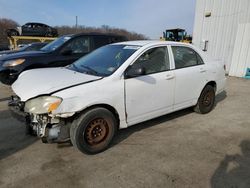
(62, 37, 90, 54)
(132, 47, 170, 75)
(172, 46, 203, 69)
(197, 53, 204, 65)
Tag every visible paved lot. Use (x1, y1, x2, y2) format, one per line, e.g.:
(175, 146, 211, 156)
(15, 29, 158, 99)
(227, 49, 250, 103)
(0, 77, 250, 188)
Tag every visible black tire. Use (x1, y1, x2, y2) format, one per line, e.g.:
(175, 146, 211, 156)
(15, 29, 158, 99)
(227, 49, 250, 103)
(70, 107, 117, 154)
(11, 30, 19, 36)
(194, 85, 215, 114)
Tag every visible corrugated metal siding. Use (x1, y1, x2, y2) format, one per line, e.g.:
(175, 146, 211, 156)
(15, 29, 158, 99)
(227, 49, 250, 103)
(193, 0, 250, 74)
(229, 23, 250, 77)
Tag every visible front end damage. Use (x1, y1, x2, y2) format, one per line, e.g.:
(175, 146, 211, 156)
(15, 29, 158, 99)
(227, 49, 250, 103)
(9, 96, 72, 143)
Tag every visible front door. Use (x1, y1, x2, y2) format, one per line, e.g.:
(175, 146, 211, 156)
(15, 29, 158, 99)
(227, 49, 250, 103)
(125, 46, 175, 125)
(51, 36, 91, 67)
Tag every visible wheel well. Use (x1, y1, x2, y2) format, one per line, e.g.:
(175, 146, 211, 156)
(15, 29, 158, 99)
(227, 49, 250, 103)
(74, 104, 120, 128)
(206, 81, 217, 92)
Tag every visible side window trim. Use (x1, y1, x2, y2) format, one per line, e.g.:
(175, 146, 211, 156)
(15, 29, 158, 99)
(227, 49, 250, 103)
(167, 45, 175, 70)
(125, 45, 171, 78)
(196, 52, 205, 65)
(171, 45, 204, 70)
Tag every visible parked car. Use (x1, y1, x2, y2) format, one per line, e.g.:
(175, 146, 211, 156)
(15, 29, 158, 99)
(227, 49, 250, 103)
(0, 33, 127, 85)
(0, 42, 48, 57)
(0, 45, 10, 51)
(7, 22, 58, 37)
(9, 41, 226, 154)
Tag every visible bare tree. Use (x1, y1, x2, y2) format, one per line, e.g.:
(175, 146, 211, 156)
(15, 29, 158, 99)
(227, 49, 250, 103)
(0, 17, 147, 50)
(0, 18, 19, 49)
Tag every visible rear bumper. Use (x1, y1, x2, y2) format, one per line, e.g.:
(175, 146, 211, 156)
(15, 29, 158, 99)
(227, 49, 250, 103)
(216, 77, 227, 95)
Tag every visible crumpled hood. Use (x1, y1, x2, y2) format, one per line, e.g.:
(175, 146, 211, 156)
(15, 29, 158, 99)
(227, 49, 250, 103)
(12, 67, 101, 101)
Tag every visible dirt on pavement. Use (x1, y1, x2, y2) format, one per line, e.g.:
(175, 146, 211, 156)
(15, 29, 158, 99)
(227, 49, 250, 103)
(0, 77, 250, 188)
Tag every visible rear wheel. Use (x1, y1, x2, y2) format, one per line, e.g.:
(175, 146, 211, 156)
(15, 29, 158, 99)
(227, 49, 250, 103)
(194, 85, 215, 114)
(45, 31, 52, 37)
(70, 108, 117, 154)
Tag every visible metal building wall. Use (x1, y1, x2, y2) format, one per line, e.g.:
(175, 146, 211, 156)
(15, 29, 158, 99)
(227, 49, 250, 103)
(229, 23, 250, 77)
(192, 0, 250, 74)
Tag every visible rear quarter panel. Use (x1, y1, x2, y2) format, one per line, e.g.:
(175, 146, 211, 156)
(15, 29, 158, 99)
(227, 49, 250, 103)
(205, 59, 226, 94)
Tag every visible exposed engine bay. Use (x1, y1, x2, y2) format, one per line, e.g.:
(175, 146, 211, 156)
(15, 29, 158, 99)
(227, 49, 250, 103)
(9, 95, 71, 143)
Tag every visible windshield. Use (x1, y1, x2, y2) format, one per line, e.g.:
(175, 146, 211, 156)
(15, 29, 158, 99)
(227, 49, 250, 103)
(41, 36, 71, 52)
(67, 44, 140, 77)
(18, 45, 29, 51)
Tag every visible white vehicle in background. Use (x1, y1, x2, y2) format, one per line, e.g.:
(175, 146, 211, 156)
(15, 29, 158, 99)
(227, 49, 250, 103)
(9, 41, 226, 154)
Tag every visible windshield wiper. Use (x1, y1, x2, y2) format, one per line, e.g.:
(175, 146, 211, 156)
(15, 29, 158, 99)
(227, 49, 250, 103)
(81, 65, 99, 76)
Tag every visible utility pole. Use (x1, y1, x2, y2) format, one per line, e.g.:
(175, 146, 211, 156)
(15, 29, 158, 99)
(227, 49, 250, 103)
(75, 16, 78, 32)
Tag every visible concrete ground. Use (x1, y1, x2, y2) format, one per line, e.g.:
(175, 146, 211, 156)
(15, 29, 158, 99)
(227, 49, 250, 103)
(0, 77, 250, 188)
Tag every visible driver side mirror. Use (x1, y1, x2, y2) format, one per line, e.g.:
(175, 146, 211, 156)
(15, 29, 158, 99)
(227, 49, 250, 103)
(125, 66, 146, 78)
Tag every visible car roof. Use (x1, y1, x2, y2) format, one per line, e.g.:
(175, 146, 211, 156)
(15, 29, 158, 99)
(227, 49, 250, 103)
(166, 28, 185, 32)
(62, 32, 126, 38)
(25, 22, 48, 26)
(112, 40, 209, 60)
(113, 40, 189, 47)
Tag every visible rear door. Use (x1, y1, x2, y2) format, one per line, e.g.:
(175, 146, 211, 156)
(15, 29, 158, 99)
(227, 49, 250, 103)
(171, 45, 207, 110)
(125, 46, 175, 125)
(32, 24, 43, 36)
(22, 23, 33, 35)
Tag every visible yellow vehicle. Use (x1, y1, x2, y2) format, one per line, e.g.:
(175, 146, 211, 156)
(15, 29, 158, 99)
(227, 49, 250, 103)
(163, 28, 192, 43)
(8, 36, 57, 50)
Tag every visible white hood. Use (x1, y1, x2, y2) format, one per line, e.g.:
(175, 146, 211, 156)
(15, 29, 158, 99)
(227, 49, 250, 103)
(12, 67, 101, 101)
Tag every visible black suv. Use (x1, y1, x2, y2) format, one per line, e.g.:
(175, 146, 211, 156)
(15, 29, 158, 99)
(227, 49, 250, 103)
(0, 33, 127, 85)
(7, 22, 58, 37)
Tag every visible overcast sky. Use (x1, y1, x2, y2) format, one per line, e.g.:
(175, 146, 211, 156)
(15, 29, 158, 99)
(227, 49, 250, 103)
(0, 0, 196, 39)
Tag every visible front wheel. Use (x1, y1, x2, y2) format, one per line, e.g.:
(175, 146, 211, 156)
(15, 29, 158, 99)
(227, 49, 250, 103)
(11, 30, 19, 36)
(70, 108, 117, 154)
(194, 85, 215, 114)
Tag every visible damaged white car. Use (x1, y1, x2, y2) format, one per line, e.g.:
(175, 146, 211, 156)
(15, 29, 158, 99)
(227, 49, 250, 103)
(9, 41, 226, 154)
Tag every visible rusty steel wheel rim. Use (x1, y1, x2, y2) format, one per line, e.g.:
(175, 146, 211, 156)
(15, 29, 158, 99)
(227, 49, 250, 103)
(85, 118, 109, 146)
(203, 90, 213, 106)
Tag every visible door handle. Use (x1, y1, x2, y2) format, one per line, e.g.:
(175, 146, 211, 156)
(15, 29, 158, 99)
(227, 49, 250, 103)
(166, 74, 175, 80)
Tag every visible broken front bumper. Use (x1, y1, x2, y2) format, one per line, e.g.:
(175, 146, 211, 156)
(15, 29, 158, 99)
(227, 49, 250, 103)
(8, 96, 70, 142)
(8, 96, 33, 134)
(8, 95, 28, 122)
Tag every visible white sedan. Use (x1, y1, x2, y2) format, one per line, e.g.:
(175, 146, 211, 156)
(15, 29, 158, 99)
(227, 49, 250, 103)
(10, 41, 226, 154)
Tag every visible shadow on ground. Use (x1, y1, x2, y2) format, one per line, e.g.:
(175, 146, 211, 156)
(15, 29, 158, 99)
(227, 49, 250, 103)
(0, 110, 37, 160)
(112, 91, 227, 147)
(211, 140, 250, 188)
(0, 91, 227, 159)
(214, 91, 227, 106)
(113, 108, 192, 146)
(0, 97, 11, 102)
